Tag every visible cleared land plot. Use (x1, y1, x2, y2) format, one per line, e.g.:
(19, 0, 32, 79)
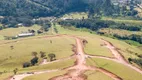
(86, 58, 142, 80)
(0, 36, 75, 71)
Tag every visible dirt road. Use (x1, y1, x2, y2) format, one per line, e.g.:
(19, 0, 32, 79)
(50, 38, 122, 80)
(101, 39, 142, 74)
(10, 70, 59, 80)
(8, 35, 123, 80)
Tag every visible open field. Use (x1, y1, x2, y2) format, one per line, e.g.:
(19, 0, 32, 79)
(61, 12, 88, 19)
(0, 24, 142, 80)
(0, 36, 75, 72)
(0, 59, 75, 80)
(56, 25, 142, 59)
(99, 28, 142, 36)
(0, 35, 4, 40)
(84, 37, 113, 57)
(85, 71, 113, 80)
(56, 25, 113, 57)
(86, 58, 142, 80)
(0, 25, 41, 37)
(23, 70, 67, 80)
(101, 17, 142, 25)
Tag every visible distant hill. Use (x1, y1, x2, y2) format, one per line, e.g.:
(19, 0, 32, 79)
(0, 0, 117, 17)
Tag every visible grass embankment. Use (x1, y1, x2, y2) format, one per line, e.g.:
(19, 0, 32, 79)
(86, 58, 142, 80)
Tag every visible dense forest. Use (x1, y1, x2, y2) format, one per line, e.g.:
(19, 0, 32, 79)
(0, 0, 120, 17)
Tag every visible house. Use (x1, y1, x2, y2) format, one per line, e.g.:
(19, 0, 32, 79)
(17, 23, 23, 27)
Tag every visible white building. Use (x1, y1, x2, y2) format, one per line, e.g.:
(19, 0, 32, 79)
(17, 33, 35, 37)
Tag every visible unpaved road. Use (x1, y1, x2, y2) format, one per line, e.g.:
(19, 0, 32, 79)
(40, 55, 75, 65)
(10, 70, 59, 80)
(50, 38, 122, 80)
(101, 39, 142, 74)
(9, 36, 122, 80)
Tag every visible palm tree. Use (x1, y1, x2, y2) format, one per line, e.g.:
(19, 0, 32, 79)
(48, 53, 56, 61)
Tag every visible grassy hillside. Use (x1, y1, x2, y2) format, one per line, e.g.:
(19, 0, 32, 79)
(86, 58, 142, 80)
(0, 24, 142, 80)
(0, 36, 75, 71)
(56, 25, 142, 59)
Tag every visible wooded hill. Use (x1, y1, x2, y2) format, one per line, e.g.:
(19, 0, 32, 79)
(0, 0, 117, 17)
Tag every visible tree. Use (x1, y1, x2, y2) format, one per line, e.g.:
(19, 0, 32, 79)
(128, 58, 132, 62)
(48, 53, 56, 61)
(31, 57, 39, 66)
(13, 68, 18, 75)
(23, 62, 31, 68)
(40, 51, 46, 58)
(32, 52, 38, 57)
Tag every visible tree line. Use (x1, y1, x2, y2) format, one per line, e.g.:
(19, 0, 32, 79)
(59, 19, 142, 44)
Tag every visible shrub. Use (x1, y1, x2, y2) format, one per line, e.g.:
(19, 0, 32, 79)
(31, 57, 39, 66)
(23, 62, 31, 68)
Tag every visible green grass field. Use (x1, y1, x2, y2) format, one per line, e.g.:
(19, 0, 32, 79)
(56, 25, 142, 59)
(0, 59, 75, 80)
(99, 28, 142, 36)
(85, 71, 113, 80)
(0, 36, 75, 72)
(0, 35, 4, 40)
(101, 17, 142, 25)
(86, 58, 142, 80)
(0, 24, 142, 80)
(61, 12, 88, 19)
(84, 37, 113, 57)
(23, 70, 66, 80)
(0, 25, 41, 37)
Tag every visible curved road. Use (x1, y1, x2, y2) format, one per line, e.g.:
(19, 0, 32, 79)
(7, 34, 142, 80)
